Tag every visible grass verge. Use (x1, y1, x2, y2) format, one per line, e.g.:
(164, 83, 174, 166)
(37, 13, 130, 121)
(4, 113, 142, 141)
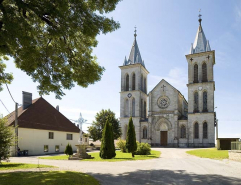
(0, 171, 100, 185)
(0, 162, 55, 170)
(186, 148, 229, 159)
(39, 150, 161, 161)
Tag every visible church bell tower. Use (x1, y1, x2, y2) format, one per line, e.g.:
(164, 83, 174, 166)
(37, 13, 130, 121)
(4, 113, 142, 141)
(119, 28, 149, 141)
(186, 14, 215, 147)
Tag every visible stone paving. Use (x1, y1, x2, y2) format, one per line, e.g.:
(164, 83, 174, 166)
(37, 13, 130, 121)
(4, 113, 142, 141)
(6, 148, 241, 185)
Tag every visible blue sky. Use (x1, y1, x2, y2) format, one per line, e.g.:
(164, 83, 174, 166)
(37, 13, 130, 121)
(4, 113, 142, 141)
(1, 0, 241, 138)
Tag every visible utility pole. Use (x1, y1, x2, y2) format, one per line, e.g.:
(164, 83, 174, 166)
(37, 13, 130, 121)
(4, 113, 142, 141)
(15, 102, 18, 156)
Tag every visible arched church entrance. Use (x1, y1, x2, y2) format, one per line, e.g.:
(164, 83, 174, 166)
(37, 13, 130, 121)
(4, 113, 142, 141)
(160, 123, 168, 146)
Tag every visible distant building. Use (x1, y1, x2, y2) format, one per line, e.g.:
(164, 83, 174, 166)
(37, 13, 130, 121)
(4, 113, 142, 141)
(6, 91, 89, 156)
(120, 16, 216, 147)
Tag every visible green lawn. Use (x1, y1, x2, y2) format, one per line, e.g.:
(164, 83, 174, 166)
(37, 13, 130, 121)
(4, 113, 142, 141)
(0, 171, 100, 185)
(186, 148, 229, 159)
(0, 162, 55, 170)
(39, 150, 161, 162)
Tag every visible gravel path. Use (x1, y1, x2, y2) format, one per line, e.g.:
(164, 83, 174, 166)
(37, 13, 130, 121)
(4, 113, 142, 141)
(6, 148, 241, 185)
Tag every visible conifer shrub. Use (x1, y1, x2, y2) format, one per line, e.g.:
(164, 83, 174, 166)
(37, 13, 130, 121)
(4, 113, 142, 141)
(126, 117, 137, 157)
(99, 117, 116, 159)
(116, 138, 127, 153)
(64, 143, 73, 156)
(135, 142, 151, 155)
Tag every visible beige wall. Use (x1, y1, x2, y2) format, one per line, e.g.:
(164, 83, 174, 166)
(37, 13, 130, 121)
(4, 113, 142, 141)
(13, 128, 88, 156)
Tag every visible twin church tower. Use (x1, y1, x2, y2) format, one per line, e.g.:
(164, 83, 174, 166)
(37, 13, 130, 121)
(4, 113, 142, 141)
(119, 16, 216, 147)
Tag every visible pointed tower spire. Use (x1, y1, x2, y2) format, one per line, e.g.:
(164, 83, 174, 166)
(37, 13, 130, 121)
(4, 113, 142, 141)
(190, 11, 211, 54)
(123, 27, 145, 67)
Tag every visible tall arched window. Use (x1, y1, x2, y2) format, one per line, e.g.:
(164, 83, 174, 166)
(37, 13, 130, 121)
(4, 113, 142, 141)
(144, 78, 146, 93)
(132, 73, 135, 90)
(144, 101, 146, 118)
(143, 126, 147, 139)
(141, 74, 143, 91)
(194, 64, 198, 83)
(203, 91, 208, 112)
(126, 74, 129, 91)
(125, 99, 129, 117)
(132, 98, 135, 117)
(202, 63, 207, 82)
(194, 92, 199, 113)
(180, 125, 186, 138)
(194, 122, 199, 139)
(141, 99, 143, 118)
(203, 122, 208, 139)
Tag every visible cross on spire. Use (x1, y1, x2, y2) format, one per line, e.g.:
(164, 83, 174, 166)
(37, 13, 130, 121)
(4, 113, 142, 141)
(198, 9, 202, 25)
(134, 26, 137, 38)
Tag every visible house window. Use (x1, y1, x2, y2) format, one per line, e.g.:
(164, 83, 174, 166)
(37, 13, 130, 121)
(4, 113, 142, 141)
(132, 73, 135, 90)
(141, 99, 143, 118)
(203, 91, 208, 112)
(126, 74, 129, 91)
(85, 138, 87, 142)
(49, 132, 54, 139)
(143, 127, 147, 139)
(44, 145, 48, 152)
(180, 125, 186, 138)
(203, 122, 208, 139)
(67, 134, 73, 140)
(194, 122, 199, 139)
(55, 145, 59, 152)
(194, 64, 198, 83)
(202, 63, 207, 82)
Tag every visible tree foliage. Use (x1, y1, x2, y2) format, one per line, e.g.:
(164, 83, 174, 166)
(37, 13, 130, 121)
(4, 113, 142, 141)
(126, 117, 137, 157)
(99, 117, 116, 159)
(0, 0, 121, 98)
(88, 109, 121, 141)
(0, 117, 14, 163)
(64, 143, 73, 156)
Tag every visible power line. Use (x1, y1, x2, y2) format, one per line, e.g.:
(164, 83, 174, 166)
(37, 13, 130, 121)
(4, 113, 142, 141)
(0, 99, 10, 113)
(5, 84, 16, 103)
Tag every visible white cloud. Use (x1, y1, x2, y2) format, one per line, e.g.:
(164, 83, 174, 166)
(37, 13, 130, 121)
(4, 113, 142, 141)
(148, 67, 188, 97)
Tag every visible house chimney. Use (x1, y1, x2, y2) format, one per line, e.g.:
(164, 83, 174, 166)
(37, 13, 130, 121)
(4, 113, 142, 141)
(22, 91, 32, 110)
(56, 105, 59, 111)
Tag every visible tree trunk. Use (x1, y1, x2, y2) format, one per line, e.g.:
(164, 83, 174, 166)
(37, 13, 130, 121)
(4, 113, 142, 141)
(132, 152, 135, 157)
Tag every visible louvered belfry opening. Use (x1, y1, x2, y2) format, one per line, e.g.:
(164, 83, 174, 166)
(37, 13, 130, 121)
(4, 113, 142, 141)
(194, 64, 198, 83)
(194, 92, 199, 113)
(126, 74, 129, 91)
(202, 63, 207, 82)
(203, 91, 208, 112)
(132, 73, 135, 90)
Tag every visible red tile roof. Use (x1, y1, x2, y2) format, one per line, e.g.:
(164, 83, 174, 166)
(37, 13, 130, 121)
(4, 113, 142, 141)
(6, 97, 80, 133)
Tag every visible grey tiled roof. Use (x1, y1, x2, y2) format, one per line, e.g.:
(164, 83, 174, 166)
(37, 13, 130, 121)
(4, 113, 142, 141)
(190, 24, 211, 54)
(123, 37, 145, 67)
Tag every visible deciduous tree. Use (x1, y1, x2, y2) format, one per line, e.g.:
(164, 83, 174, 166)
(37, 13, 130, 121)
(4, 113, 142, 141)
(0, 0, 121, 98)
(0, 117, 14, 163)
(88, 109, 121, 141)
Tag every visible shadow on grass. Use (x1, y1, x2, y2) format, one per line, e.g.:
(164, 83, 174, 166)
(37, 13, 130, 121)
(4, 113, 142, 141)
(0, 171, 99, 185)
(88, 169, 241, 185)
(0, 163, 22, 169)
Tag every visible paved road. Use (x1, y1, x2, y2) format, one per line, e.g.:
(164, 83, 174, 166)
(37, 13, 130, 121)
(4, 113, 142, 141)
(9, 148, 241, 185)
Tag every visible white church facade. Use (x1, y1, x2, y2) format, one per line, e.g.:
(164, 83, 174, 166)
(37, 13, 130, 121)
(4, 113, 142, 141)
(120, 17, 216, 147)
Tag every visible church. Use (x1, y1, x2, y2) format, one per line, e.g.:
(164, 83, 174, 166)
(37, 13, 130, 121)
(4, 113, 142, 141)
(119, 16, 216, 147)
